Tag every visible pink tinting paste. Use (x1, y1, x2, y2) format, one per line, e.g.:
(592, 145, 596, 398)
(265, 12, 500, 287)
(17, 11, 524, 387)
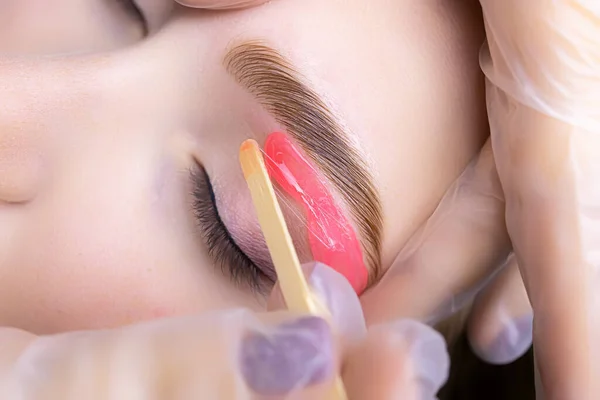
(264, 132, 368, 294)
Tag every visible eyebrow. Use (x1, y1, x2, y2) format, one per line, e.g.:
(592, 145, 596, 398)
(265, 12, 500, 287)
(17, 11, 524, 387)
(224, 41, 383, 282)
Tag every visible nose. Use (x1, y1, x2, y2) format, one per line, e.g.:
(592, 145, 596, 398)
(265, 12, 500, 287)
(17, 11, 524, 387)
(0, 56, 109, 202)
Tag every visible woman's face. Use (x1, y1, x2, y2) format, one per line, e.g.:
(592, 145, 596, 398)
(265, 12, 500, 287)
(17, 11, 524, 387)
(0, 0, 487, 334)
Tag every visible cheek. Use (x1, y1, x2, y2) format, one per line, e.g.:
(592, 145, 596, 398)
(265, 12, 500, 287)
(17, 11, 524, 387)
(0, 156, 259, 334)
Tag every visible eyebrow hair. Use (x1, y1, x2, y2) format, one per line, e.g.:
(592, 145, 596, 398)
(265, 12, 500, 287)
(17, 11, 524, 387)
(224, 41, 383, 281)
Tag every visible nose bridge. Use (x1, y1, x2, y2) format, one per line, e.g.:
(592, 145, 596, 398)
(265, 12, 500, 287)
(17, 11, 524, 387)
(0, 55, 119, 203)
(0, 48, 176, 145)
(120, 17, 218, 114)
(0, 62, 61, 200)
(79, 16, 230, 146)
(0, 57, 101, 134)
(0, 16, 219, 200)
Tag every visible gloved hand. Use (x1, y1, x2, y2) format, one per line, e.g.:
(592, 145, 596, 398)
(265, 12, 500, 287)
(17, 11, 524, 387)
(363, 1, 600, 398)
(480, 1, 600, 398)
(360, 137, 521, 352)
(0, 263, 449, 400)
(359, 136, 533, 366)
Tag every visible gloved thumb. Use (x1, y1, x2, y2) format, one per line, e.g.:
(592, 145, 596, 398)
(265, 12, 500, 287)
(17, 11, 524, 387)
(267, 262, 366, 343)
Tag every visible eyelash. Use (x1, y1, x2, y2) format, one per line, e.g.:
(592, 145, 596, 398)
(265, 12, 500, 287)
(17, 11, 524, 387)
(191, 166, 271, 293)
(116, 0, 149, 35)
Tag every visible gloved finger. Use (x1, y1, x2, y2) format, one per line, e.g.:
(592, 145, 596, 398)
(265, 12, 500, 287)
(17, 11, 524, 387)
(3, 311, 341, 399)
(467, 254, 533, 365)
(267, 261, 366, 344)
(480, 1, 600, 397)
(175, 0, 270, 10)
(343, 320, 450, 400)
(361, 138, 511, 326)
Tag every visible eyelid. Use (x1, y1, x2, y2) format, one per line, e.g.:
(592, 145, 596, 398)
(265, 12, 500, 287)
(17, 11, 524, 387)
(191, 165, 274, 292)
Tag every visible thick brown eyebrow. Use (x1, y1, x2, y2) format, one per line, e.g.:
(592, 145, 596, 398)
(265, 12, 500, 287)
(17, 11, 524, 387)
(224, 41, 383, 281)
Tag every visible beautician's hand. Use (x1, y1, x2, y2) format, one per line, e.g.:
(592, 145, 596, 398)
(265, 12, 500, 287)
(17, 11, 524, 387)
(0, 263, 449, 399)
(175, 0, 271, 10)
(360, 135, 533, 366)
(479, 1, 600, 398)
(361, 136, 517, 337)
(365, 1, 600, 398)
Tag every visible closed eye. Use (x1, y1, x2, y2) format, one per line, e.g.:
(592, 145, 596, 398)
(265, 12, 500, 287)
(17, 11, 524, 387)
(191, 165, 274, 293)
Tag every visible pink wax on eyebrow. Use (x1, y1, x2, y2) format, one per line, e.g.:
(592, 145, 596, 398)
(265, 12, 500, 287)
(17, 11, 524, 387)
(264, 132, 368, 294)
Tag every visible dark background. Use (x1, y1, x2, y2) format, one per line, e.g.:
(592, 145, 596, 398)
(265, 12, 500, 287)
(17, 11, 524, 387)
(440, 333, 535, 400)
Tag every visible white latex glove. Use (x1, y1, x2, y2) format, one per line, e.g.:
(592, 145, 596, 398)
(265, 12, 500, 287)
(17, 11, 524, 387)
(362, 6, 600, 394)
(480, 1, 600, 398)
(0, 263, 449, 399)
(359, 137, 533, 367)
(360, 133, 527, 362)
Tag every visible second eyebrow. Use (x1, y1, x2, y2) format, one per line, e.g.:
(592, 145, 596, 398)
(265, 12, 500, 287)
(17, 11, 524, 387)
(223, 41, 383, 282)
